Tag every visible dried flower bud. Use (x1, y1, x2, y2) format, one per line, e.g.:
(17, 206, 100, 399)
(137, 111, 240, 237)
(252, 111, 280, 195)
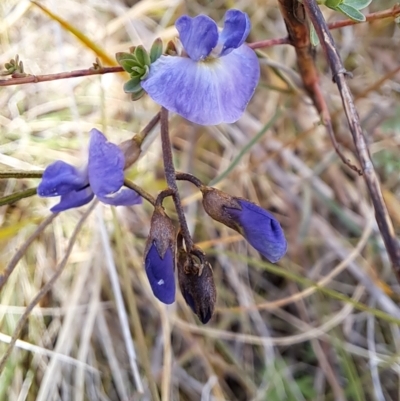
(201, 186, 287, 263)
(177, 242, 216, 324)
(119, 137, 141, 169)
(144, 205, 176, 304)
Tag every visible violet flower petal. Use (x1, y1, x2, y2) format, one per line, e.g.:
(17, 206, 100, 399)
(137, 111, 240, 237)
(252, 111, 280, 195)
(176, 15, 218, 61)
(51, 187, 95, 212)
(97, 187, 142, 206)
(226, 200, 287, 263)
(219, 10, 251, 56)
(142, 45, 260, 125)
(38, 160, 87, 197)
(145, 244, 176, 304)
(87, 128, 140, 206)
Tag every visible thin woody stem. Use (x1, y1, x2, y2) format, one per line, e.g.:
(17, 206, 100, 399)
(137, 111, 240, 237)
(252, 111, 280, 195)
(175, 172, 203, 188)
(0, 66, 122, 87)
(123, 179, 156, 206)
(160, 107, 194, 250)
(0, 5, 397, 88)
(302, 0, 400, 280)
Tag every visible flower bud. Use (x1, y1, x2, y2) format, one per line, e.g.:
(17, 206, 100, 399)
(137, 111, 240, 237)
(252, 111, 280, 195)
(201, 187, 287, 263)
(177, 243, 216, 324)
(119, 137, 141, 169)
(144, 205, 176, 304)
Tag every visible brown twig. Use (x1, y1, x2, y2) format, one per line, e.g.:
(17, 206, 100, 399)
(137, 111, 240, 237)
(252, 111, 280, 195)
(302, 0, 400, 280)
(0, 5, 397, 87)
(249, 5, 400, 50)
(0, 201, 96, 374)
(327, 3, 400, 30)
(277, 0, 359, 173)
(0, 66, 123, 87)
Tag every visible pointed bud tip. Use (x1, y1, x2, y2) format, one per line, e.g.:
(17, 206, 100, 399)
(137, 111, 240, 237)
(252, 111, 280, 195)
(145, 243, 176, 304)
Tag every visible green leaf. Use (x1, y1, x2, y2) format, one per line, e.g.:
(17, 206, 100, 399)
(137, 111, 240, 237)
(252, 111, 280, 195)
(310, 24, 320, 47)
(337, 3, 366, 21)
(123, 77, 142, 93)
(115, 52, 134, 63)
(325, 0, 342, 9)
(131, 89, 145, 101)
(344, 0, 372, 10)
(120, 59, 141, 73)
(134, 45, 151, 67)
(150, 38, 163, 63)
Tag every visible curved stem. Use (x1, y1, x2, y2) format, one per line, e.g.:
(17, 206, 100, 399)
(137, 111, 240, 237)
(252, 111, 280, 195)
(123, 179, 156, 206)
(175, 172, 203, 188)
(160, 107, 194, 250)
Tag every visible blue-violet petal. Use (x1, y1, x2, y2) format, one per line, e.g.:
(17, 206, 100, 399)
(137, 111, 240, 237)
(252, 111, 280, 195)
(176, 15, 218, 61)
(226, 200, 287, 263)
(50, 187, 95, 212)
(88, 128, 125, 199)
(38, 160, 87, 197)
(142, 45, 260, 125)
(97, 187, 142, 206)
(145, 244, 176, 304)
(219, 10, 251, 56)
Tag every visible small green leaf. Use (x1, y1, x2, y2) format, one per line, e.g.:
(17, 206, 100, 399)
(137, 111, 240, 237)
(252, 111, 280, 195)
(120, 59, 140, 73)
(344, 0, 372, 10)
(115, 52, 133, 63)
(134, 45, 151, 67)
(131, 89, 145, 101)
(337, 3, 366, 21)
(150, 38, 163, 63)
(310, 24, 320, 47)
(141, 65, 149, 80)
(131, 66, 144, 75)
(123, 77, 142, 93)
(325, 0, 342, 10)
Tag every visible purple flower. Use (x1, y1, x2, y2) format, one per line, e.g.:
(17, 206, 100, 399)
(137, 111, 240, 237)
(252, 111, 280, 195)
(225, 200, 287, 263)
(144, 205, 176, 304)
(38, 129, 141, 212)
(145, 243, 176, 304)
(141, 9, 260, 125)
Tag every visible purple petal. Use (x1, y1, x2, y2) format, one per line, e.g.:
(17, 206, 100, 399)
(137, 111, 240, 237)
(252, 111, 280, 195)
(142, 46, 260, 125)
(145, 244, 176, 304)
(176, 15, 218, 61)
(219, 10, 251, 56)
(50, 187, 94, 212)
(225, 200, 287, 263)
(87, 128, 126, 200)
(97, 187, 142, 206)
(38, 161, 88, 197)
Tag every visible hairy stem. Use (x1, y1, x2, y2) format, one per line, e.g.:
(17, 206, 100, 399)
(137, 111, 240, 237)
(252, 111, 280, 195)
(302, 0, 400, 280)
(160, 107, 194, 250)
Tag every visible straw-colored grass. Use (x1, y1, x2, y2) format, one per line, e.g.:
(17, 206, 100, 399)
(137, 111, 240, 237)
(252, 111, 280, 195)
(1, 0, 400, 400)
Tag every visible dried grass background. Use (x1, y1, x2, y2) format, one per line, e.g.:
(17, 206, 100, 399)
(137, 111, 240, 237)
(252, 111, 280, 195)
(1, 0, 400, 400)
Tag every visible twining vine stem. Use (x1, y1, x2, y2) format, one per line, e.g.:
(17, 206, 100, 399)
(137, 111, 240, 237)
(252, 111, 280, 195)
(160, 107, 194, 250)
(301, 0, 400, 280)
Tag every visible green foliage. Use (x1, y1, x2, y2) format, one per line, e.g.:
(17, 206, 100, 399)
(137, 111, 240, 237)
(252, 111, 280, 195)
(116, 38, 163, 100)
(0, 54, 26, 77)
(324, 0, 372, 21)
(311, 0, 373, 44)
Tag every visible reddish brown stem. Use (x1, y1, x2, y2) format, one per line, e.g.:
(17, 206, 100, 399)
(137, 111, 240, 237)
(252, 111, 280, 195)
(0, 66, 123, 87)
(302, 0, 400, 281)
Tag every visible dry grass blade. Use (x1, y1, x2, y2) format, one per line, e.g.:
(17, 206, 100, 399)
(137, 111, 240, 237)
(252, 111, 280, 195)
(0, 202, 96, 374)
